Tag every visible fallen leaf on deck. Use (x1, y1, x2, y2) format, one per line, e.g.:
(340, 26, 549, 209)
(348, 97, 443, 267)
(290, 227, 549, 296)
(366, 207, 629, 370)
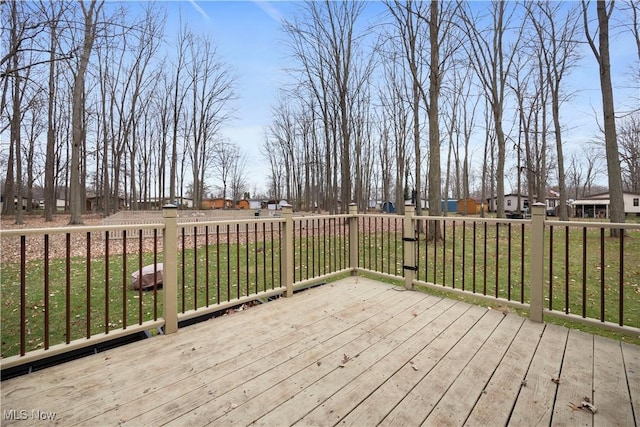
(568, 400, 597, 414)
(551, 377, 560, 384)
(581, 401, 597, 413)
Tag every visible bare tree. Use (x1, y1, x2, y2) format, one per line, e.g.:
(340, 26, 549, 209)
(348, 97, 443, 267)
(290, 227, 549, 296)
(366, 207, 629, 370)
(582, 0, 626, 227)
(459, 1, 523, 218)
(185, 33, 235, 209)
(618, 113, 640, 193)
(527, 1, 582, 220)
(377, 50, 412, 214)
(229, 150, 249, 206)
(620, 0, 640, 109)
(68, 0, 103, 224)
(38, 0, 70, 220)
(443, 63, 479, 214)
(566, 149, 603, 199)
(386, 0, 428, 218)
(261, 132, 284, 201)
(212, 141, 239, 207)
(284, 1, 371, 213)
(169, 20, 192, 205)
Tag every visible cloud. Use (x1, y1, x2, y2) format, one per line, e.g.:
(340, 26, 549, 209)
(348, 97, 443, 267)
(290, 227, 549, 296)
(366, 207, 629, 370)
(251, 0, 284, 24)
(188, 0, 210, 20)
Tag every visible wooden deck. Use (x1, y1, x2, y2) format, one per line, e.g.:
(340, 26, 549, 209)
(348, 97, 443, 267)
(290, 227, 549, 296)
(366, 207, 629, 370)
(2, 277, 638, 426)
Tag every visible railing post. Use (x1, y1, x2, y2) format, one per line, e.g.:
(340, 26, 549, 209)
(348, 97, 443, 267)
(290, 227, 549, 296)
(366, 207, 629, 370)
(530, 203, 546, 323)
(403, 203, 416, 290)
(349, 203, 359, 275)
(281, 204, 294, 297)
(162, 205, 178, 334)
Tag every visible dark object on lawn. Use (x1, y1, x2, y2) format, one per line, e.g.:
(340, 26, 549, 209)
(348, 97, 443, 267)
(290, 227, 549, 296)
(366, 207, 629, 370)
(131, 263, 163, 290)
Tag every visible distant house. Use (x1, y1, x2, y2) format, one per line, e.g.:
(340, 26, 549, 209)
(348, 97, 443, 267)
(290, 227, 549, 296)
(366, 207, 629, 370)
(265, 200, 289, 210)
(572, 192, 640, 218)
(0, 196, 34, 210)
(487, 194, 530, 213)
(546, 190, 560, 214)
(249, 200, 262, 210)
(175, 197, 193, 208)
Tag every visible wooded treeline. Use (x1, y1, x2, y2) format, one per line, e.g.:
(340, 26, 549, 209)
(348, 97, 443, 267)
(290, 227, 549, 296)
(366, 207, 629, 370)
(263, 0, 640, 220)
(1, 0, 239, 224)
(1, 0, 639, 224)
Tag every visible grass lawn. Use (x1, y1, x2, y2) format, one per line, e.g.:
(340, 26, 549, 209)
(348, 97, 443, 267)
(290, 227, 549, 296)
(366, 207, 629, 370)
(357, 220, 640, 336)
(2, 218, 639, 358)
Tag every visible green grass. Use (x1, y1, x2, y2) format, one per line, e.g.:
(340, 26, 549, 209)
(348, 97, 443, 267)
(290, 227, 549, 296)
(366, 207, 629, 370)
(1, 230, 351, 358)
(357, 221, 640, 332)
(1, 240, 283, 358)
(2, 219, 638, 359)
(1, 252, 164, 358)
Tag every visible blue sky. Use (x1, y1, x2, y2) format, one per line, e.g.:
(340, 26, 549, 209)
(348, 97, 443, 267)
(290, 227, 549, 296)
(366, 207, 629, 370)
(159, 1, 297, 194)
(156, 0, 637, 195)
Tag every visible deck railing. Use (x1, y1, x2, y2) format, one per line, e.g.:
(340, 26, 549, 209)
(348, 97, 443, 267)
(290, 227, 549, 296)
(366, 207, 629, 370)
(359, 204, 640, 334)
(1, 203, 638, 372)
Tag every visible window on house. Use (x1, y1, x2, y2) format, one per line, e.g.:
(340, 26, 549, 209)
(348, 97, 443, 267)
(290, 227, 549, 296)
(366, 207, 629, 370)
(634, 198, 639, 207)
(507, 200, 512, 206)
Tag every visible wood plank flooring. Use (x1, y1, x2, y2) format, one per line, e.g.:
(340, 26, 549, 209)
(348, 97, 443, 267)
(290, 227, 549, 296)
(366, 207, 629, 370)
(1, 277, 638, 426)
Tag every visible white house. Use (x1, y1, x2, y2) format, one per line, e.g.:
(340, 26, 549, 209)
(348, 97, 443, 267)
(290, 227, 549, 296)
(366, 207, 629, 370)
(487, 194, 530, 213)
(572, 192, 640, 218)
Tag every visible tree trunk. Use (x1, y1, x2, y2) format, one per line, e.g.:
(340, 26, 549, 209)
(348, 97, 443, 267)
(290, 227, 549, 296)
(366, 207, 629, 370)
(596, 1, 625, 226)
(427, 0, 442, 241)
(44, 16, 58, 221)
(69, 0, 102, 224)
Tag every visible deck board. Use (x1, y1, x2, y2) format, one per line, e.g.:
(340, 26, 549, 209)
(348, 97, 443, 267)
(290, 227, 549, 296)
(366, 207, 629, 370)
(508, 323, 568, 426)
(378, 308, 504, 426)
(593, 335, 635, 426)
(424, 312, 524, 426)
(1, 277, 637, 427)
(551, 329, 594, 427)
(463, 319, 545, 426)
(622, 341, 640, 420)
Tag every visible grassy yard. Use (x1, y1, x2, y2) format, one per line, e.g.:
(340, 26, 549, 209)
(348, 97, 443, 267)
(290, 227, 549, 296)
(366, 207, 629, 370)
(2, 219, 639, 359)
(358, 221, 640, 332)
(1, 232, 351, 358)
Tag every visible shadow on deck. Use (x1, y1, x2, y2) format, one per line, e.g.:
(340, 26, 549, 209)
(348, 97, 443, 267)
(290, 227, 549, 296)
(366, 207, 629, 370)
(1, 277, 638, 426)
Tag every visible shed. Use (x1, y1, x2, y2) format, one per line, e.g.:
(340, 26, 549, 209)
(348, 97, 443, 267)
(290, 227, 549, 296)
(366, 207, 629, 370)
(457, 198, 480, 215)
(441, 199, 458, 213)
(211, 198, 232, 209)
(235, 199, 250, 209)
